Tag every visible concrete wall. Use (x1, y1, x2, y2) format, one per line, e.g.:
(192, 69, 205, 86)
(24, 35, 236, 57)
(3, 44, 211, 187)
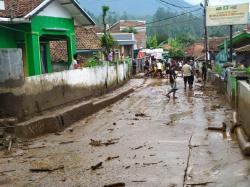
(0, 63, 130, 120)
(238, 81, 250, 138)
(0, 49, 24, 87)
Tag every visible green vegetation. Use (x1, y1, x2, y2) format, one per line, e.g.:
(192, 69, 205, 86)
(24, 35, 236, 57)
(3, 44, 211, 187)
(168, 38, 185, 58)
(146, 35, 158, 49)
(121, 26, 138, 34)
(101, 6, 117, 60)
(84, 57, 104, 67)
(147, 8, 203, 44)
(89, 7, 247, 40)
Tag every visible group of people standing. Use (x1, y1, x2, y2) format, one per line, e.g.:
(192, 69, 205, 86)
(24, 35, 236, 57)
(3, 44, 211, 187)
(166, 60, 207, 99)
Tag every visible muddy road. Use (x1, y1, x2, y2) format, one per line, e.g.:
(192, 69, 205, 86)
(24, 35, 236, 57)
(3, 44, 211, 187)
(0, 78, 249, 187)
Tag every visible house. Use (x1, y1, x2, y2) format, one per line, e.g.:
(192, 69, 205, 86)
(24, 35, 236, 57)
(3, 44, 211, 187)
(50, 26, 102, 71)
(218, 30, 250, 67)
(185, 42, 204, 61)
(97, 32, 136, 60)
(0, 0, 95, 76)
(109, 20, 147, 49)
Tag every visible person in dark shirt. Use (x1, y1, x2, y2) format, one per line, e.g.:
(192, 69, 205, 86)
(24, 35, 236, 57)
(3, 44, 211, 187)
(202, 62, 207, 82)
(166, 66, 178, 99)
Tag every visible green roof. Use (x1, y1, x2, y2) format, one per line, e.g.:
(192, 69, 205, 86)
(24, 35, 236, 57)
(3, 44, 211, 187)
(218, 32, 250, 50)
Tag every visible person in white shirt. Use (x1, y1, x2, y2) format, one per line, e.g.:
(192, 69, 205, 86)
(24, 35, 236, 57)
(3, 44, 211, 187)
(181, 61, 192, 89)
(69, 54, 79, 70)
(156, 60, 163, 78)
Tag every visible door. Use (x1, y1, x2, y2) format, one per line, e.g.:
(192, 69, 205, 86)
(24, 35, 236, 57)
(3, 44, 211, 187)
(40, 43, 48, 74)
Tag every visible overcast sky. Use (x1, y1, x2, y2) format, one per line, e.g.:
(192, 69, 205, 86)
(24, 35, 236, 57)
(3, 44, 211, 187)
(187, 0, 249, 5)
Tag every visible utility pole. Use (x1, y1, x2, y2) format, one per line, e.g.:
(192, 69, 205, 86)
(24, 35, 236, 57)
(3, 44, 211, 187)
(204, 0, 209, 67)
(229, 25, 233, 62)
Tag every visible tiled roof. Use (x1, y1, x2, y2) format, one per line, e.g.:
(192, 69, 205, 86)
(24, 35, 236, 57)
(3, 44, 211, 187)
(209, 37, 227, 52)
(119, 20, 146, 27)
(50, 41, 68, 62)
(185, 43, 204, 58)
(75, 26, 101, 50)
(235, 44, 250, 53)
(0, 0, 43, 18)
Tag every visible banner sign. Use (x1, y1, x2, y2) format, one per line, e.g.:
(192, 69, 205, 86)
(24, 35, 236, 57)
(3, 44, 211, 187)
(0, 0, 5, 10)
(206, 3, 249, 26)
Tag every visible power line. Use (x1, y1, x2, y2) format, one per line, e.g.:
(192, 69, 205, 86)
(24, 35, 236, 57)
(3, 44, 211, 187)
(146, 17, 201, 29)
(159, 0, 196, 9)
(145, 8, 201, 26)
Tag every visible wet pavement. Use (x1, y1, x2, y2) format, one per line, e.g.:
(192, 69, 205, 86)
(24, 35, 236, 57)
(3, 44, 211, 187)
(0, 78, 250, 187)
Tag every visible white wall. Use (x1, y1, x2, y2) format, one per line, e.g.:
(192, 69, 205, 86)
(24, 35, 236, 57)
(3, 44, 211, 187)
(0, 64, 129, 96)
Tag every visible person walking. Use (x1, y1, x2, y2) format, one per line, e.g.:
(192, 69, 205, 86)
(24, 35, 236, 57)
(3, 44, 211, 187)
(181, 61, 192, 90)
(202, 62, 207, 82)
(166, 66, 178, 99)
(132, 58, 137, 75)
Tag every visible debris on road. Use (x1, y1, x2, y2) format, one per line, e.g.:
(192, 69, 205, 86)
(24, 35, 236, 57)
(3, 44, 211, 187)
(59, 141, 74, 145)
(207, 123, 226, 132)
(132, 118, 139, 121)
(143, 161, 163, 166)
(132, 180, 146, 183)
(186, 182, 215, 186)
(210, 104, 222, 111)
(0, 169, 16, 175)
(106, 156, 119, 161)
(103, 182, 125, 187)
(30, 160, 64, 172)
(165, 120, 175, 126)
(131, 146, 143, 150)
(103, 138, 119, 146)
(135, 112, 149, 117)
(89, 138, 119, 147)
(90, 139, 102, 146)
(91, 162, 103, 170)
(124, 166, 130, 169)
(113, 122, 117, 126)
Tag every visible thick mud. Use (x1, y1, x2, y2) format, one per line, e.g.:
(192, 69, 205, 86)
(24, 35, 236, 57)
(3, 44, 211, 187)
(0, 78, 249, 187)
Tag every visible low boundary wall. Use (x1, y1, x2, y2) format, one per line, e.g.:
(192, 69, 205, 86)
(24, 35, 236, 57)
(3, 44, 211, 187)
(238, 81, 250, 138)
(0, 63, 130, 120)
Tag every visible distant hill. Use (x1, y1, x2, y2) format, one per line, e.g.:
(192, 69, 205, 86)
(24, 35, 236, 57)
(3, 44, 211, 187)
(79, 0, 198, 16)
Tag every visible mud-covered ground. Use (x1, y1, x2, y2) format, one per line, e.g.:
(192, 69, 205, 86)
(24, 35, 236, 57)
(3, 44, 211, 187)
(0, 78, 249, 187)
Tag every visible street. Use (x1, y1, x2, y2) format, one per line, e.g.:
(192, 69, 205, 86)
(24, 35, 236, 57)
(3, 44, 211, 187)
(0, 78, 250, 187)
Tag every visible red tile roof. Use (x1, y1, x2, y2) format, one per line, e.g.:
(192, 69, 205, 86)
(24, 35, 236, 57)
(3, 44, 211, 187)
(185, 43, 204, 58)
(209, 37, 227, 52)
(0, 0, 44, 18)
(75, 26, 101, 50)
(119, 20, 146, 27)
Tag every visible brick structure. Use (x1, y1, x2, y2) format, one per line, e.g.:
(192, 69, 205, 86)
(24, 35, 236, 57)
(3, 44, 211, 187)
(50, 26, 102, 62)
(109, 20, 147, 49)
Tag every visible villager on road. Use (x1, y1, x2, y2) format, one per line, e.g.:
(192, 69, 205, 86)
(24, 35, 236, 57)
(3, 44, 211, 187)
(181, 61, 192, 90)
(202, 62, 207, 82)
(166, 66, 178, 99)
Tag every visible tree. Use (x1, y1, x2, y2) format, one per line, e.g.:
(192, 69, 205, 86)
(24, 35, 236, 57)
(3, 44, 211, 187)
(121, 27, 138, 34)
(101, 6, 116, 60)
(146, 35, 158, 49)
(168, 38, 184, 58)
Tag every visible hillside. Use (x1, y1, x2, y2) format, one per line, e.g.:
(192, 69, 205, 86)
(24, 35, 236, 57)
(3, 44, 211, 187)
(79, 0, 198, 16)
